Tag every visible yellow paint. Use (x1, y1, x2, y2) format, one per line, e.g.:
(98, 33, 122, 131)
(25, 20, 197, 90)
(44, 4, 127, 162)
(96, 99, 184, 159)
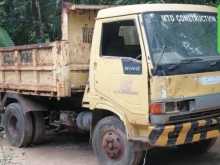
(155, 125, 175, 146)
(88, 14, 149, 131)
(0, 2, 219, 147)
(146, 127, 153, 138)
(207, 130, 220, 139)
(176, 123, 192, 145)
(198, 120, 207, 127)
(151, 72, 220, 101)
(192, 134, 201, 142)
(97, 4, 216, 19)
(67, 11, 95, 65)
(87, 4, 220, 144)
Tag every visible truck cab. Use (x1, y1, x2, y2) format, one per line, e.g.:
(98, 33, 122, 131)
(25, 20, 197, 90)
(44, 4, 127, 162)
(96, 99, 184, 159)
(84, 4, 220, 164)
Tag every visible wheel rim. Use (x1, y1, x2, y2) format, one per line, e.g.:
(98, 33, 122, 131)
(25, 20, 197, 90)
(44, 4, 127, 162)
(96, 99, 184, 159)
(102, 130, 125, 160)
(8, 115, 19, 139)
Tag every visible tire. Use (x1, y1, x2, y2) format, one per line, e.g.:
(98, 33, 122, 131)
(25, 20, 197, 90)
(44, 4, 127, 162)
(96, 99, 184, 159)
(4, 103, 33, 147)
(32, 112, 45, 144)
(92, 116, 144, 165)
(178, 138, 217, 154)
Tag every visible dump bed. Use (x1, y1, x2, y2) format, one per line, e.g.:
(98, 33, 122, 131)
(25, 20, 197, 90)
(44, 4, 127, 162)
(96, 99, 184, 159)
(0, 41, 89, 97)
(0, 3, 107, 98)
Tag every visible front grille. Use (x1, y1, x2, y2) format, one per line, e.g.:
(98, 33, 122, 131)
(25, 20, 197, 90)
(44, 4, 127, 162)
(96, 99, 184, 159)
(169, 109, 220, 123)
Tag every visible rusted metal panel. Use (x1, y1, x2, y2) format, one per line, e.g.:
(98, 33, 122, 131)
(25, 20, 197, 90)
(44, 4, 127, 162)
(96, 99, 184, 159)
(67, 10, 96, 65)
(0, 43, 52, 52)
(0, 41, 86, 97)
(0, 84, 57, 91)
(61, 2, 103, 64)
(63, 3, 110, 12)
(0, 4, 105, 98)
(61, 4, 102, 92)
(150, 71, 220, 102)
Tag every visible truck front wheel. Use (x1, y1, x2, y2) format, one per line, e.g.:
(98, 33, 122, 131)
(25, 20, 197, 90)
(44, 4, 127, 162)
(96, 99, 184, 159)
(178, 138, 217, 154)
(92, 116, 143, 165)
(4, 103, 33, 147)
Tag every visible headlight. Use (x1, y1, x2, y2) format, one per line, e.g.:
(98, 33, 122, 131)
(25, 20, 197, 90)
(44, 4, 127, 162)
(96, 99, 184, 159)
(150, 100, 195, 115)
(149, 103, 165, 114)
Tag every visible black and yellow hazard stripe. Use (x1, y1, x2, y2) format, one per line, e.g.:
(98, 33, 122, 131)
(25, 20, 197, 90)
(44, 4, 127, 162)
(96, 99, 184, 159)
(147, 117, 220, 147)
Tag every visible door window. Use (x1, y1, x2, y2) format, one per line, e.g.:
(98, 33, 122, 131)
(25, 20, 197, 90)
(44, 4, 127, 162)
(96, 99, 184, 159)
(101, 20, 141, 60)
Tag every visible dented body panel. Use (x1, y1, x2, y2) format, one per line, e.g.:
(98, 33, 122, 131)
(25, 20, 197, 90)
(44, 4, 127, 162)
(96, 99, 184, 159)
(85, 4, 220, 146)
(0, 42, 69, 97)
(151, 72, 220, 102)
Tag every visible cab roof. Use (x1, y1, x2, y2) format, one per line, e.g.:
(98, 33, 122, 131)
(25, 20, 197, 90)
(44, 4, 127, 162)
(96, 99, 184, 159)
(97, 4, 217, 19)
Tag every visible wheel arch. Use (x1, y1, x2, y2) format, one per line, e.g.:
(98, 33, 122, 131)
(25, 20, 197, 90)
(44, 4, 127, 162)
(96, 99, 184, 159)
(91, 104, 131, 138)
(3, 93, 48, 113)
(4, 97, 18, 107)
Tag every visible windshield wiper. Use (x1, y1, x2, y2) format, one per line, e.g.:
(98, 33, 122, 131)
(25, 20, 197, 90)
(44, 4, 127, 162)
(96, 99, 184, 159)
(166, 57, 204, 71)
(153, 45, 166, 74)
(180, 57, 204, 64)
(200, 57, 220, 66)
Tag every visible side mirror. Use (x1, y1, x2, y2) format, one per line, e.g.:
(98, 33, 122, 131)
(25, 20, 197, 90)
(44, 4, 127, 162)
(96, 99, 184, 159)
(218, 5, 220, 53)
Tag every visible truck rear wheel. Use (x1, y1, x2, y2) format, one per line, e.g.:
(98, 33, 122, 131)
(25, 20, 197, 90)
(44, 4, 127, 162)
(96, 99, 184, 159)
(92, 116, 143, 165)
(32, 112, 45, 144)
(4, 103, 33, 147)
(179, 138, 217, 154)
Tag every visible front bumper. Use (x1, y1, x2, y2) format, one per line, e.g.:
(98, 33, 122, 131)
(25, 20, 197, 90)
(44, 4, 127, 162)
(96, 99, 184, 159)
(147, 117, 220, 147)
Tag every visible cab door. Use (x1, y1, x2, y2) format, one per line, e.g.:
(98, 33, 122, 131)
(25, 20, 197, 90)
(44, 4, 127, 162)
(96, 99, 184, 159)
(93, 16, 149, 124)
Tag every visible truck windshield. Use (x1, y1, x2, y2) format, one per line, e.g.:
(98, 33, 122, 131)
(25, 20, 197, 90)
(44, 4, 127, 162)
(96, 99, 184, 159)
(144, 12, 220, 76)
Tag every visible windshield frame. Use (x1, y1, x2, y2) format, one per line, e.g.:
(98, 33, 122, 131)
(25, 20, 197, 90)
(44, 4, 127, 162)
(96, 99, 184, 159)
(142, 11, 218, 76)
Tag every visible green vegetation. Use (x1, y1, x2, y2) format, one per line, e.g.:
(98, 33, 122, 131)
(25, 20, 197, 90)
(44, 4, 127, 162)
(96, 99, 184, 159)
(72, 0, 219, 5)
(218, 5, 220, 53)
(0, 0, 219, 46)
(0, 0, 61, 45)
(0, 27, 13, 47)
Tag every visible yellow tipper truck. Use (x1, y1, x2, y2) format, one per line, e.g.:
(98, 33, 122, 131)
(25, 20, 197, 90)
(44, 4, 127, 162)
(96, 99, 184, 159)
(0, 2, 220, 164)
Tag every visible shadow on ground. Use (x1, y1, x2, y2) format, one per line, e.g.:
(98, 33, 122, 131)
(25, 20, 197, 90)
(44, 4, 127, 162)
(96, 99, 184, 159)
(2, 131, 220, 165)
(41, 132, 220, 165)
(146, 147, 220, 165)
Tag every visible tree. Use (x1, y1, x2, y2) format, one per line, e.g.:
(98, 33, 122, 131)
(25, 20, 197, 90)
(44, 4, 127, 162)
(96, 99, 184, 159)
(71, 0, 219, 5)
(32, 0, 44, 42)
(0, 0, 61, 45)
(0, 0, 219, 45)
(0, 27, 14, 47)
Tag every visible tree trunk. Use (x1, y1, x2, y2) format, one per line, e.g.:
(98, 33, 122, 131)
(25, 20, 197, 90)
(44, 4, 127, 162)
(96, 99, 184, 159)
(32, 0, 44, 42)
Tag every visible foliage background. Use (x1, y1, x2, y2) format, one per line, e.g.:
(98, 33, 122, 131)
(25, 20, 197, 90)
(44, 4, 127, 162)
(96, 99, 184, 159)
(0, 0, 219, 46)
(72, 0, 219, 5)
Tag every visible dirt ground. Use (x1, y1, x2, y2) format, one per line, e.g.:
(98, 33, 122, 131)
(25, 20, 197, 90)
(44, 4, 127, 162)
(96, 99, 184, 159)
(0, 132, 220, 165)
